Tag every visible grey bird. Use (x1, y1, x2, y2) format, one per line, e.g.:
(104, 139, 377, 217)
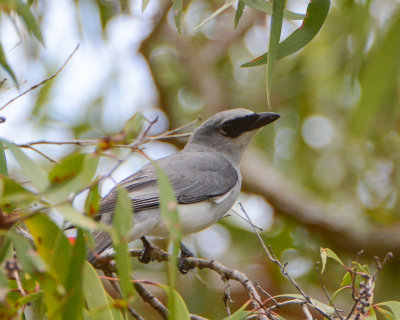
(89, 108, 280, 266)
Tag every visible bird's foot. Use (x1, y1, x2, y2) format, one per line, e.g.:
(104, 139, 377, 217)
(139, 236, 158, 264)
(178, 242, 196, 274)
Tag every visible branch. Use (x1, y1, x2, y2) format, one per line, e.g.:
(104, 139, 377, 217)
(0, 44, 80, 112)
(94, 247, 269, 320)
(241, 149, 400, 257)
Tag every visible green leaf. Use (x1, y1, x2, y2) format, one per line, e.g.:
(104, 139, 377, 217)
(350, 11, 400, 135)
(95, 0, 118, 30)
(192, 0, 235, 32)
(0, 237, 12, 265)
(242, 0, 330, 67)
(375, 302, 400, 319)
(330, 286, 349, 304)
(0, 175, 39, 212)
(55, 204, 98, 230)
(158, 284, 190, 320)
(0, 141, 8, 176)
(172, 0, 183, 33)
(16, 0, 44, 44)
(5, 142, 50, 192)
(46, 153, 99, 204)
(83, 262, 124, 320)
(85, 182, 101, 218)
(122, 113, 144, 142)
(364, 307, 377, 320)
(0, 268, 8, 286)
(223, 300, 251, 319)
(8, 231, 47, 274)
(62, 229, 86, 320)
(153, 162, 181, 287)
(0, 42, 18, 85)
(25, 214, 72, 318)
(375, 306, 396, 320)
(112, 187, 134, 300)
(234, 0, 245, 28)
(320, 247, 345, 268)
(25, 214, 71, 282)
(142, 0, 151, 12)
(244, 0, 304, 19)
(266, 0, 285, 106)
(17, 292, 43, 310)
(48, 153, 85, 184)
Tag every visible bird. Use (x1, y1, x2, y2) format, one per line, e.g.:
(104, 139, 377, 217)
(89, 108, 280, 267)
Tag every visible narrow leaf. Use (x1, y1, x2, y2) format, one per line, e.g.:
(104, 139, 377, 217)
(0, 141, 8, 176)
(350, 12, 400, 135)
(6, 142, 50, 192)
(112, 187, 134, 300)
(244, 0, 304, 20)
(62, 229, 86, 320)
(153, 163, 181, 287)
(192, 0, 235, 32)
(320, 247, 327, 273)
(172, 0, 183, 33)
(242, 0, 330, 67)
(142, 0, 151, 13)
(158, 284, 190, 320)
(375, 302, 400, 319)
(46, 153, 99, 204)
(234, 0, 245, 28)
(266, 0, 285, 106)
(8, 231, 47, 274)
(0, 42, 18, 85)
(153, 162, 182, 318)
(25, 214, 71, 282)
(321, 247, 345, 267)
(16, 0, 44, 44)
(56, 204, 98, 230)
(223, 300, 251, 319)
(85, 183, 101, 218)
(83, 262, 123, 320)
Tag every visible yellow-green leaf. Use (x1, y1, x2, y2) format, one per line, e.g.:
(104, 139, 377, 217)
(6, 143, 49, 192)
(158, 284, 190, 320)
(83, 262, 124, 320)
(112, 187, 134, 300)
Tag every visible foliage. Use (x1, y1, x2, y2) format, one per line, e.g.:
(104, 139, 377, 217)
(0, 0, 400, 319)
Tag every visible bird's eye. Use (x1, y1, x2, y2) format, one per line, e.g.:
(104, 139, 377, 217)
(220, 122, 231, 136)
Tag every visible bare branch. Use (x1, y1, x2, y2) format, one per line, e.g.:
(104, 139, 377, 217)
(0, 44, 80, 112)
(94, 246, 269, 320)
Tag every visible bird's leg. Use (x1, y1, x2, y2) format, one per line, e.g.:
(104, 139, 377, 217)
(178, 242, 196, 274)
(138, 236, 155, 264)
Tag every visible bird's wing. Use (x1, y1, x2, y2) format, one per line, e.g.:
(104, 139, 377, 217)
(88, 152, 238, 262)
(99, 151, 238, 216)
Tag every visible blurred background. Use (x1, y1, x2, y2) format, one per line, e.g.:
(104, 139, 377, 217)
(1, 0, 400, 318)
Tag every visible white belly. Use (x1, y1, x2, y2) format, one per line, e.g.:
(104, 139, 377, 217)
(131, 182, 241, 239)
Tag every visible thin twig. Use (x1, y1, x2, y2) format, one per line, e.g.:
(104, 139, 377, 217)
(319, 274, 344, 320)
(229, 208, 264, 231)
(0, 44, 80, 112)
(239, 203, 334, 320)
(18, 145, 60, 163)
(94, 247, 268, 320)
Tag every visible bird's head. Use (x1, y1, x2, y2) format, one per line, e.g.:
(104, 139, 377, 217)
(185, 108, 280, 165)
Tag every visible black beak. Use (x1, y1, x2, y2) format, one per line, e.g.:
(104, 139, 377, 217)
(249, 112, 280, 130)
(220, 112, 280, 138)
